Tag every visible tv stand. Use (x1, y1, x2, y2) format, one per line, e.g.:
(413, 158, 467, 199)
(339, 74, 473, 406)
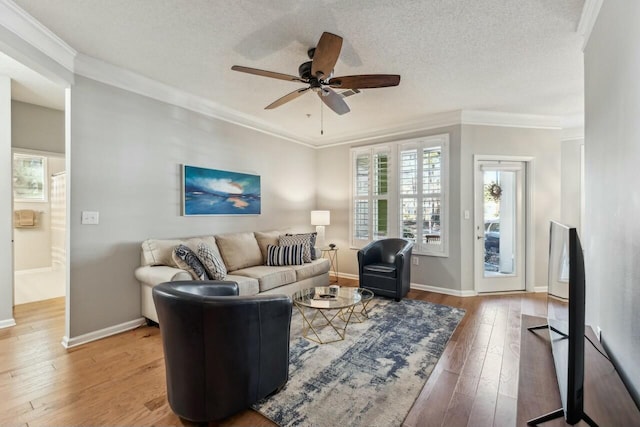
(526, 324, 598, 426)
(527, 407, 598, 427)
(518, 315, 640, 426)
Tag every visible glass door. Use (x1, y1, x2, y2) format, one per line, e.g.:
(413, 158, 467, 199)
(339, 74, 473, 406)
(475, 161, 526, 292)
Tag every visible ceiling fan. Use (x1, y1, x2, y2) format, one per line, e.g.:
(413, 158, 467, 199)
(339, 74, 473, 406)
(231, 32, 401, 116)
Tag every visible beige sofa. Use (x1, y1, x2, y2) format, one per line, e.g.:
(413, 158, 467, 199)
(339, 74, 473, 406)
(135, 230, 330, 323)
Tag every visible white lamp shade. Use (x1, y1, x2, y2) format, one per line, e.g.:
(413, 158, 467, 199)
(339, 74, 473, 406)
(310, 210, 330, 226)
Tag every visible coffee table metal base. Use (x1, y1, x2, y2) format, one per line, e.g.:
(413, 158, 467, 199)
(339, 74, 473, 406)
(295, 304, 356, 344)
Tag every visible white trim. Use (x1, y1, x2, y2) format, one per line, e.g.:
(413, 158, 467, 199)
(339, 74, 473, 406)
(561, 127, 585, 141)
(534, 286, 548, 293)
(473, 155, 535, 293)
(318, 110, 575, 149)
(0, 318, 16, 329)
(461, 110, 563, 129)
(61, 317, 146, 349)
(0, 0, 76, 72)
(335, 273, 477, 297)
(411, 283, 477, 297)
(320, 111, 462, 148)
(74, 54, 316, 149)
(14, 266, 54, 275)
(577, 0, 604, 51)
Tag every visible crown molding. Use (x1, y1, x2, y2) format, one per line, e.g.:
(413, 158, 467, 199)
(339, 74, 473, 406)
(316, 111, 462, 148)
(74, 53, 317, 149)
(0, 0, 76, 72)
(460, 110, 563, 129)
(577, 0, 604, 51)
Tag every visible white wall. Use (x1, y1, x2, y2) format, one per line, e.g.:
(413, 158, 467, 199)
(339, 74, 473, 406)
(67, 76, 317, 337)
(0, 75, 14, 327)
(584, 0, 640, 403)
(316, 125, 463, 291)
(459, 125, 561, 291)
(561, 138, 583, 230)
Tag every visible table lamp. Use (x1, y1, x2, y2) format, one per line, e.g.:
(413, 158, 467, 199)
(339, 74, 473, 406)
(311, 210, 330, 248)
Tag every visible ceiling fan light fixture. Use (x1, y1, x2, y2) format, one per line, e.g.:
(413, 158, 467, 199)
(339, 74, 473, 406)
(231, 31, 400, 115)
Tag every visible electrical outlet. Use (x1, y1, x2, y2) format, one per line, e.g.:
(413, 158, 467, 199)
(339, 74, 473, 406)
(412, 256, 419, 266)
(81, 211, 99, 225)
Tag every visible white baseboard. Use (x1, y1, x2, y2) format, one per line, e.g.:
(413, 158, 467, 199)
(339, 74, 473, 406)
(411, 283, 477, 297)
(0, 318, 16, 329)
(336, 272, 477, 297)
(61, 317, 146, 349)
(596, 326, 602, 341)
(533, 286, 548, 293)
(14, 266, 54, 275)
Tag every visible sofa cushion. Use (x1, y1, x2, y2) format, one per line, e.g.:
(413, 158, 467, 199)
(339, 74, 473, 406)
(279, 234, 313, 263)
(172, 244, 208, 280)
(291, 258, 331, 281)
(141, 239, 183, 267)
(231, 265, 296, 292)
(215, 232, 263, 271)
(254, 230, 282, 263)
(266, 244, 305, 266)
(286, 232, 318, 260)
(197, 242, 227, 280)
(141, 236, 218, 267)
(224, 274, 260, 296)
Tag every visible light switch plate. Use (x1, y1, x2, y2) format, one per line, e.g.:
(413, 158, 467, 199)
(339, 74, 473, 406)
(81, 211, 99, 225)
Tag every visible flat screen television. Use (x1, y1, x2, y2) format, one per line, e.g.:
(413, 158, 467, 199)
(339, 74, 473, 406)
(527, 221, 597, 426)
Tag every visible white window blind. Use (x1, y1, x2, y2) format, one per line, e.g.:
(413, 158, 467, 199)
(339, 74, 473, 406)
(350, 133, 449, 257)
(351, 145, 391, 246)
(399, 135, 449, 256)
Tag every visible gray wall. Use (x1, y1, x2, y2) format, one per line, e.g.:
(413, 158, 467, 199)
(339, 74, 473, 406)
(11, 100, 65, 153)
(584, 0, 640, 403)
(0, 75, 13, 325)
(459, 125, 562, 291)
(316, 125, 463, 291)
(68, 76, 317, 337)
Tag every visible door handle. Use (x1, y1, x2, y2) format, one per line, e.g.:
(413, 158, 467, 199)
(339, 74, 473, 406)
(477, 235, 484, 240)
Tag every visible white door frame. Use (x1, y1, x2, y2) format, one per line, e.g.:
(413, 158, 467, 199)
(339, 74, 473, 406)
(473, 155, 535, 293)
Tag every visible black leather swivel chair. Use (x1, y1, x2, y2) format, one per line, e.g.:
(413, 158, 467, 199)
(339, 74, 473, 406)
(152, 280, 292, 422)
(357, 238, 414, 301)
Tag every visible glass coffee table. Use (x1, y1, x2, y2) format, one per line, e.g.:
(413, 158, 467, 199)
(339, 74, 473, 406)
(292, 286, 374, 344)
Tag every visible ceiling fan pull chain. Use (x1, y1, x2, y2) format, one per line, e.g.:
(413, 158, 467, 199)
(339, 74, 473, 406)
(321, 98, 324, 135)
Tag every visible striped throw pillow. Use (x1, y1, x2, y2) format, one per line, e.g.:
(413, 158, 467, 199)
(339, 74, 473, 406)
(266, 244, 305, 266)
(279, 234, 313, 262)
(197, 242, 227, 280)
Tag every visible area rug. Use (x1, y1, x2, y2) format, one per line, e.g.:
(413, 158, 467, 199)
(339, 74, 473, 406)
(252, 297, 466, 427)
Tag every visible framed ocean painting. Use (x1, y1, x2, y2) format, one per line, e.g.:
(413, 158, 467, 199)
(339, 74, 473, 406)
(182, 165, 261, 215)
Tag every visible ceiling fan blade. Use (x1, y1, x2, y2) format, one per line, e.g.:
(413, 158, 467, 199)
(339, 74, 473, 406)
(311, 32, 343, 79)
(265, 87, 310, 109)
(231, 65, 305, 82)
(329, 74, 401, 89)
(318, 87, 350, 115)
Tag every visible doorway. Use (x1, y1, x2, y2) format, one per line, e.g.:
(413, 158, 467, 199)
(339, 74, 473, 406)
(12, 150, 66, 305)
(475, 159, 528, 293)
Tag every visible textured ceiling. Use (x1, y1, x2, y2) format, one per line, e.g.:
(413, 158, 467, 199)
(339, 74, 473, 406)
(9, 0, 585, 145)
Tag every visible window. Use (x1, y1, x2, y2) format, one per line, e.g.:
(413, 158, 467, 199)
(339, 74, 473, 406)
(351, 145, 391, 247)
(399, 135, 449, 256)
(350, 134, 449, 257)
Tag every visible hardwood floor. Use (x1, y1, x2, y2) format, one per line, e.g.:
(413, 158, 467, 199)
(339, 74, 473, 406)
(0, 287, 549, 426)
